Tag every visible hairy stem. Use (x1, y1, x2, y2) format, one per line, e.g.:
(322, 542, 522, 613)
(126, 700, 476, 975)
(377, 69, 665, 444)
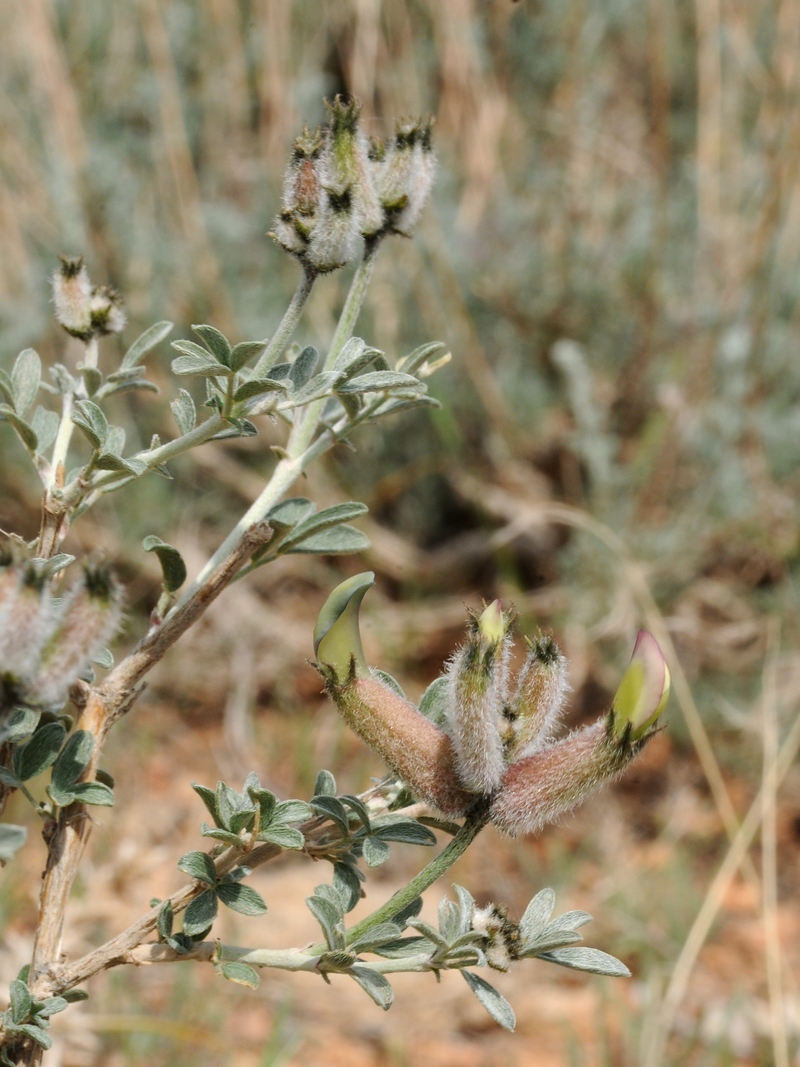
(26, 522, 275, 1021)
(251, 267, 316, 379)
(304, 806, 490, 957)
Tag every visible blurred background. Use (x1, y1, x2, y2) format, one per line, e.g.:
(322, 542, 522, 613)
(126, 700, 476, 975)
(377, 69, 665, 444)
(2, 1, 800, 1064)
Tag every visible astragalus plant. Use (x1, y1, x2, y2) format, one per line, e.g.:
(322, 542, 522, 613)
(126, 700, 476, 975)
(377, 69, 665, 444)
(0, 98, 669, 1064)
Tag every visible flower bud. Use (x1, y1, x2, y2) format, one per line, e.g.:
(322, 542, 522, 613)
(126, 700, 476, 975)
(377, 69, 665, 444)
(611, 631, 670, 741)
(89, 285, 127, 336)
(490, 719, 633, 836)
(445, 601, 512, 794)
(52, 256, 93, 340)
(272, 125, 324, 259)
(306, 186, 361, 273)
(30, 564, 122, 707)
(471, 903, 520, 972)
(0, 565, 52, 688)
(328, 675, 472, 817)
(503, 632, 569, 759)
(375, 117, 437, 237)
(314, 572, 376, 684)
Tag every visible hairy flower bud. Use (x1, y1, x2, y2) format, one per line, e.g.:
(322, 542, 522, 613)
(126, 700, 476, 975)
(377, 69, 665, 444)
(328, 675, 472, 817)
(503, 632, 569, 759)
(376, 117, 437, 236)
(306, 186, 361, 273)
(88, 285, 127, 336)
(611, 631, 670, 741)
(273, 125, 324, 259)
(472, 903, 520, 971)
(315, 573, 471, 815)
(0, 565, 52, 688)
(490, 718, 636, 836)
(29, 564, 122, 707)
(52, 256, 93, 340)
(445, 601, 512, 794)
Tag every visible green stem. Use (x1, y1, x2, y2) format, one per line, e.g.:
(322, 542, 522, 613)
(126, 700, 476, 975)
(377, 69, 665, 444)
(309, 807, 490, 955)
(252, 268, 316, 379)
(49, 392, 75, 489)
(285, 237, 383, 461)
(175, 239, 384, 613)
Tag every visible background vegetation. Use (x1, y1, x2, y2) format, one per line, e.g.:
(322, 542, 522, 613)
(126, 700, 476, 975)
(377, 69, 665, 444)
(2, 1, 799, 1064)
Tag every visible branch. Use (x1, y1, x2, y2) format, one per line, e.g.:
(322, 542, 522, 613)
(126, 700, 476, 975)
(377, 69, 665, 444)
(28, 521, 275, 1003)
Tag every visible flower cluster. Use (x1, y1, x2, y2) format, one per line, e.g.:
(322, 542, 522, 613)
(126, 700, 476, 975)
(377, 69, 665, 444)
(272, 97, 436, 274)
(51, 256, 127, 342)
(314, 573, 670, 835)
(0, 556, 121, 714)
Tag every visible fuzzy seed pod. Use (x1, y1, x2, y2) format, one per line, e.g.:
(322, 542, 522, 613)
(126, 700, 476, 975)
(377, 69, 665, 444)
(52, 256, 93, 340)
(503, 631, 569, 760)
(445, 601, 510, 794)
(489, 717, 641, 836)
(0, 566, 53, 686)
(328, 675, 472, 817)
(29, 565, 121, 706)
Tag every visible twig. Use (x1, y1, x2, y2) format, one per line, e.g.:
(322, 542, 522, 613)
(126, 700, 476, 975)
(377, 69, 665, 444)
(27, 520, 274, 1014)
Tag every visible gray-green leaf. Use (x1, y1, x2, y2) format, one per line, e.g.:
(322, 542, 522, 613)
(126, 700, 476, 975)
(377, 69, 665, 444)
(71, 400, 108, 450)
(519, 888, 556, 943)
(0, 825, 27, 862)
(537, 947, 631, 977)
(182, 889, 218, 937)
(216, 883, 268, 917)
(170, 389, 196, 435)
(284, 525, 370, 555)
(13, 722, 67, 781)
(177, 850, 218, 886)
(349, 966, 394, 1009)
(192, 325, 231, 366)
(0, 405, 38, 451)
(219, 962, 260, 989)
(122, 321, 173, 368)
(12, 348, 41, 417)
(51, 730, 94, 791)
(143, 535, 187, 593)
(30, 407, 59, 453)
(461, 970, 516, 1031)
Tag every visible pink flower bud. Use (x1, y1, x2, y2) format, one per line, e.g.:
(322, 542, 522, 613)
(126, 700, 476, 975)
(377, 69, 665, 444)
(0, 566, 52, 687)
(490, 719, 632, 836)
(611, 631, 670, 741)
(30, 565, 121, 706)
(52, 256, 93, 340)
(332, 676, 472, 817)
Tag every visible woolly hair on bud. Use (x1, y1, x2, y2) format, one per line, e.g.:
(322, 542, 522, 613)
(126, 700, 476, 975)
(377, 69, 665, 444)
(52, 255, 93, 340)
(306, 186, 361, 273)
(444, 612, 510, 795)
(29, 566, 122, 707)
(489, 717, 644, 836)
(0, 566, 53, 684)
(328, 675, 473, 818)
(504, 631, 569, 760)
